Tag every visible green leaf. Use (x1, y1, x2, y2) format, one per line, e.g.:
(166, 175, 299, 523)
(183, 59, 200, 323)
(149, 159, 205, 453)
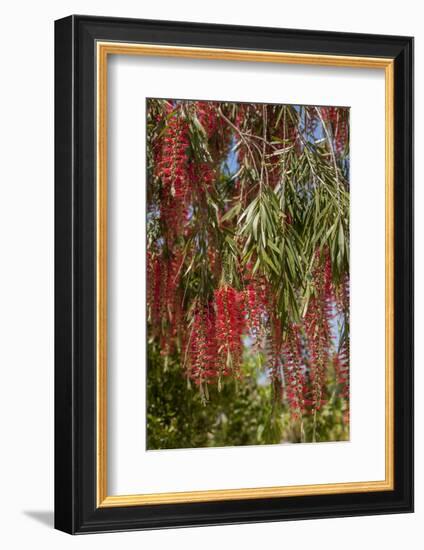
(253, 212, 260, 240)
(261, 248, 279, 275)
(338, 220, 345, 252)
(267, 239, 280, 255)
(221, 203, 241, 223)
(192, 115, 207, 138)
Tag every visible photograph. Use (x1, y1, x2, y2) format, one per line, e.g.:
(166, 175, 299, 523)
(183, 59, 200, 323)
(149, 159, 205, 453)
(146, 98, 350, 450)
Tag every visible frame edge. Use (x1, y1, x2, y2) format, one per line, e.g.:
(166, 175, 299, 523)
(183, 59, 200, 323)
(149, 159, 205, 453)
(54, 14, 77, 535)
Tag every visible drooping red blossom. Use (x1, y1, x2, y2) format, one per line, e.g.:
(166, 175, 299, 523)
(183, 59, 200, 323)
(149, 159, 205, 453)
(156, 109, 190, 238)
(188, 160, 215, 192)
(244, 281, 263, 335)
(163, 252, 183, 314)
(246, 284, 260, 327)
(148, 250, 184, 345)
(241, 277, 269, 355)
(235, 103, 247, 127)
(159, 120, 189, 198)
(163, 252, 184, 347)
(187, 303, 219, 385)
(150, 256, 163, 329)
(195, 101, 219, 138)
(214, 286, 245, 374)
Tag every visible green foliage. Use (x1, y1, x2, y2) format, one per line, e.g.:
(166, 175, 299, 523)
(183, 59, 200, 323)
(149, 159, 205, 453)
(147, 345, 280, 449)
(147, 344, 349, 449)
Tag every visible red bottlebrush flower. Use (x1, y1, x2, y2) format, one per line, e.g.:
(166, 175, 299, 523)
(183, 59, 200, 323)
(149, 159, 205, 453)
(242, 277, 270, 355)
(214, 285, 245, 375)
(320, 106, 330, 122)
(161, 251, 184, 349)
(159, 130, 189, 198)
(188, 160, 215, 193)
(187, 303, 219, 385)
(235, 103, 247, 127)
(163, 252, 183, 315)
(244, 282, 262, 335)
(148, 250, 184, 343)
(151, 257, 163, 328)
(195, 101, 218, 138)
(156, 109, 190, 238)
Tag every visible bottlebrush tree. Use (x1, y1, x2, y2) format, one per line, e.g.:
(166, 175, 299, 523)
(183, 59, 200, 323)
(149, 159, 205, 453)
(146, 98, 350, 445)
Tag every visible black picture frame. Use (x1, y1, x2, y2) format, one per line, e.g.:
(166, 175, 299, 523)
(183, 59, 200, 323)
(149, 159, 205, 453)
(55, 14, 414, 534)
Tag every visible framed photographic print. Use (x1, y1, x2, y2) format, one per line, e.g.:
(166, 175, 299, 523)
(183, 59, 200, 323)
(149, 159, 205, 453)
(54, 15, 414, 534)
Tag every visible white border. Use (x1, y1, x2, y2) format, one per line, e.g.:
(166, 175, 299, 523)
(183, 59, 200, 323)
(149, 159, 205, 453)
(107, 55, 386, 496)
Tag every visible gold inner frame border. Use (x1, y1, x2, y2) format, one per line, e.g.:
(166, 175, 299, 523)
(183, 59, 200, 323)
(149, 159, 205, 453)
(96, 42, 394, 508)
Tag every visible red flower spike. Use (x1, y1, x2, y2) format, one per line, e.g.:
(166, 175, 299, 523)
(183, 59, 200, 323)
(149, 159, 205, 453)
(156, 109, 190, 239)
(214, 286, 245, 375)
(195, 101, 218, 138)
(187, 303, 219, 385)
